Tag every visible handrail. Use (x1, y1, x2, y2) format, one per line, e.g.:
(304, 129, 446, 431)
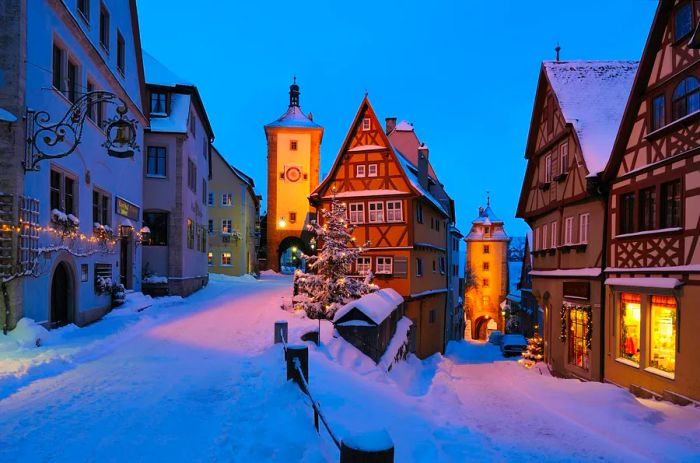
(293, 358, 341, 450)
(279, 327, 288, 353)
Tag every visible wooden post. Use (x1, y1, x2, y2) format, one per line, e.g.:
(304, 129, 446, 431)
(274, 320, 288, 344)
(285, 344, 308, 387)
(340, 430, 394, 463)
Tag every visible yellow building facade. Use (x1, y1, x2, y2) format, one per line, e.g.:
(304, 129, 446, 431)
(464, 201, 510, 340)
(263, 79, 323, 272)
(207, 146, 260, 276)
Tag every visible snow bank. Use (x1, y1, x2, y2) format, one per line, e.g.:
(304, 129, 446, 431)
(342, 429, 393, 451)
(142, 275, 168, 284)
(377, 317, 412, 371)
(0, 318, 49, 350)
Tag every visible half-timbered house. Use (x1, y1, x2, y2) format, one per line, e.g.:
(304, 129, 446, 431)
(309, 97, 450, 358)
(602, 0, 700, 404)
(517, 60, 637, 381)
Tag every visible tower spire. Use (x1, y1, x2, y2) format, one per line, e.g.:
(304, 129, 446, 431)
(486, 191, 491, 207)
(289, 76, 300, 108)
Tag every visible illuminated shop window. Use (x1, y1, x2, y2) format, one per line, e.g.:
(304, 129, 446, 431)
(619, 293, 641, 364)
(650, 295, 677, 376)
(568, 306, 589, 370)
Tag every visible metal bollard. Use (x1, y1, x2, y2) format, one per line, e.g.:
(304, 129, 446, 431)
(340, 429, 394, 463)
(285, 344, 308, 387)
(274, 320, 288, 344)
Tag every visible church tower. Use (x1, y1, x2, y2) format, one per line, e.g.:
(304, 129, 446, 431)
(464, 197, 510, 340)
(263, 79, 324, 272)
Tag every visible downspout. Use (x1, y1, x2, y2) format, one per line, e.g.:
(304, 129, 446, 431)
(599, 184, 609, 383)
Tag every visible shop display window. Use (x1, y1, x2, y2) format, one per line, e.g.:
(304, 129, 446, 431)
(619, 293, 641, 364)
(650, 295, 677, 375)
(568, 306, 589, 370)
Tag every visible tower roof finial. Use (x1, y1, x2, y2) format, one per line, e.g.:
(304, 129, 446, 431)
(486, 191, 491, 207)
(555, 42, 561, 62)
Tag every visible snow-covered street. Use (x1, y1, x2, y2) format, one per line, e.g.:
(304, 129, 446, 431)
(1, 274, 699, 462)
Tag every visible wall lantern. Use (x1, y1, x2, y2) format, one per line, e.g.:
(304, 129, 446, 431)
(119, 225, 133, 238)
(279, 216, 286, 228)
(309, 237, 316, 250)
(139, 225, 151, 244)
(24, 91, 140, 172)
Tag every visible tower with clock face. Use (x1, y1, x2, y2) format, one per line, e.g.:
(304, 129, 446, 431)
(263, 79, 324, 272)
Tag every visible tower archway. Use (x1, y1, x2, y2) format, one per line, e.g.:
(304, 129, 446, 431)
(278, 236, 308, 274)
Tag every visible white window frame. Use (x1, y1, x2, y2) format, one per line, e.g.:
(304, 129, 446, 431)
(534, 226, 540, 251)
(368, 164, 378, 177)
(564, 217, 574, 245)
(551, 221, 558, 248)
(221, 252, 232, 267)
(356, 256, 372, 275)
(543, 223, 548, 250)
(386, 200, 403, 222)
(579, 213, 589, 244)
(221, 219, 232, 234)
(356, 165, 366, 178)
(376, 256, 393, 275)
(221, 193, 233, 207)
(560, 142, 569, 175)
(349, 203, 364, 224)
(545, 153, 553, 183)
(362, 117, 371, 131)
(368, 201, 384, 223)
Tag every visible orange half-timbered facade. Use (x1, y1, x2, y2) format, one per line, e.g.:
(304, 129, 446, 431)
(603, 0, 700, 403)
(517, 60, 637, 381)
(310, 97, 450, 358)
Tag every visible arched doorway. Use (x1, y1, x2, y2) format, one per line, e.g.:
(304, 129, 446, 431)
(50, 262, 73, 328)
(473, 316, 498, 340)
(278, 236, 308, 274)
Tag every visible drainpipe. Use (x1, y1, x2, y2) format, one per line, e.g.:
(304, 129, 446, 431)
(598, 183, 609, 383)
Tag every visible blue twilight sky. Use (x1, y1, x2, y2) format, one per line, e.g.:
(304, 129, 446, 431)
(137, 0, 657, 238)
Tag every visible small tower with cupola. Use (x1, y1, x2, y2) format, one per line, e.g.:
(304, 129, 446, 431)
(464, 197, 511, 339)
(263, 79, 324, 272)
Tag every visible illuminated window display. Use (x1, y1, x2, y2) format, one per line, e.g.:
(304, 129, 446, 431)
(650, 295, 677, 375)
(619, 293, 641, 364)
(568, 306, 589, 370)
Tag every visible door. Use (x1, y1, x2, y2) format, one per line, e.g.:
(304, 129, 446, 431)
(50, 263, 70, 328)
(120, 236, 129, 288)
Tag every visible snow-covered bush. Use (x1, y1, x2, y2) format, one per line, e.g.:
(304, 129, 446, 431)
(51, 208, 79, 236)
(93, 222, 114, 241)
(96, 276, 113, 294)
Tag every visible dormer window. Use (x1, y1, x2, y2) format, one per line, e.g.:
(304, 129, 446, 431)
(150, 92, 167, 115)
(362, 118, 371, 131)
(671, 76, 700, 120)
(674, 1, 693, 42)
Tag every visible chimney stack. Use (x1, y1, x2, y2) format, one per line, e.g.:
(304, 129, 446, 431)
(417, 144, 429, 191)
(385, 117, 397, 134)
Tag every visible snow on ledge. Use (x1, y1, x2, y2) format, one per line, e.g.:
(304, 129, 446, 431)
(348, 144, 387, 152)
(529, 268, 601, 277)
(605, 277, 682, 289)
(614, 227, 683, 239)
(333, 288, 404, 325)
(324, 189, 407, 199)
(605, 264, 700, 273)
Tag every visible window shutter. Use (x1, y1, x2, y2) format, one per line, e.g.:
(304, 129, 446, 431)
(393, 257, 408, 277)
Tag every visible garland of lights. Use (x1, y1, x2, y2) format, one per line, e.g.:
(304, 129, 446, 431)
(560, 302, 593, 349)
(559, 305, 567, 342)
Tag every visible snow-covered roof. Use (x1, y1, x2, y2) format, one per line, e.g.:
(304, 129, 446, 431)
(149, 93, 191, 133)
(543, 60, 638, 176)
(0, 107, 17, 123)
(394, 148, 449, 216)
(333, 288, 404, 325)
(530, 268, 601, 277)
(143, 51, 192, 87)
(348, 144, 387, 152)
(266, 105, 321, 129)
(323, 189, 408, 199)
(472, 206, 501, 224)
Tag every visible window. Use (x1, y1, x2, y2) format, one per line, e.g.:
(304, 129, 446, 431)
(356, 257, 371, 275)
(483, 278, 489, 288)
(436, 220, 440, 232)
(650, 295, 677, 375)
(638, 188, 656, 231)
(189, 110, 196, 136)
(619, 293, 641, 364)
(289, 212, 297, 224)
(356, 165, 366, 178)
(362, 117, 371, 131)
(543, 223, 548, 249)
(77, 0, 90, 21)
(207, 192, 214, 206)
(416, 202, 424, 223)
(483, 262, 489, 271)
(207, 252, 213, 266)
(534, 226, 540, 251)
(661, 180, 681, 228)
(483, 244, 490, 254)
(349, 203, 364, 224)
(146, 146, 166, 177)
(551, 221, 558, 248)
(439, 256, 446, 274)
(208, 219, 213, 233)
(672, 76, 700, 120)
(187, 219, 194, 249)
(376, 257, 393, 274)
(386, 201, 403, 222)
(484, 225, 490, 237)
(368, 202, 384, 223)
(568, 306, 590, 371)
(674, 1, 693, 42)
(187, 159, 197, 192)
(201, 179, 207, 204)
(482, 295, 490, 306)
(99, 3, 109, 51)
(221, 252, 232, 266)
(416, 257, 423, 276)
(67, 59, 79, 103)
(289, 140, 297, 151)
(94, 263, 112, 293)
(150, 92, 167, 114)
(143, 212, 168, 246)
(544, 153, 553, 183)
(579, 213, 589, 244)
(86, 80, 96, 121)
(428, 309, 436, 323)
(651, 95, 665, 131)
(221, 193, 233, 207)
(560, 143, 569, 175)
(564, 217, 574, 245)
(50, 168, 76, 216)
(432, 260, 436, 273)
(53, 44, 63, 91)
(221, 219, 232, 234)
(116, 31, 125, 74)
(619, 192, 636, 234)
(92, 190, 111, 226)
(368, 164, 378, 177)
(430, 217, 434, 229)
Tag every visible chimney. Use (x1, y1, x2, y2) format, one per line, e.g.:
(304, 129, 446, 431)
(308, 112, 313, 121)
(417, 144, 429, 191)
(385, 117, 397, 134)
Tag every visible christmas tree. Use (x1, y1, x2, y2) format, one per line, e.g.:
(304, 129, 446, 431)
(293, 195, 377, 319)
(522, 324, 544, 367)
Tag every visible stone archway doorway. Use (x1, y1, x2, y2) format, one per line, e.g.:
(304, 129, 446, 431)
(473, 315, 498, 340)
(50, 261, 73, 328)
(278, 236, 308, 274)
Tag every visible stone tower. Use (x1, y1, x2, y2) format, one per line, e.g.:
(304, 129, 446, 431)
(263, 79, 324, 272)
(464, 198, 510, 340)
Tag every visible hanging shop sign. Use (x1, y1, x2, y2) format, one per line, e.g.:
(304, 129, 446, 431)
(115, 196, 140, 221)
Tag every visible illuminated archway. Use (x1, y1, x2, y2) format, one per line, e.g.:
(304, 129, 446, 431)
(278, 236, 308, 274)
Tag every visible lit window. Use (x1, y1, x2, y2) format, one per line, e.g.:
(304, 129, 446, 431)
(368, 202, 384, 223)
(482, 295, 490, 306)
(221, 193, 233, 207)
(619, 293, 641, 364)
(187, 219, 194, 249)
(349, 203, 364, 224)
(579, 213, 589, 244)
(208, 252, 213, 266)
(650, 295, 677, 376)
(568, 306, 590, 370)
(356, 165, 366, 178)
(221, 219, 232, 234)
(376, 257, 393, 274)
(386, 201, 403, 222)
(362, 117, 371, 131)
(356, 257, 371, 275)
(221, 252, 232, 266)
(483, 244, 490, 254)
(368, 164, 378, 177)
